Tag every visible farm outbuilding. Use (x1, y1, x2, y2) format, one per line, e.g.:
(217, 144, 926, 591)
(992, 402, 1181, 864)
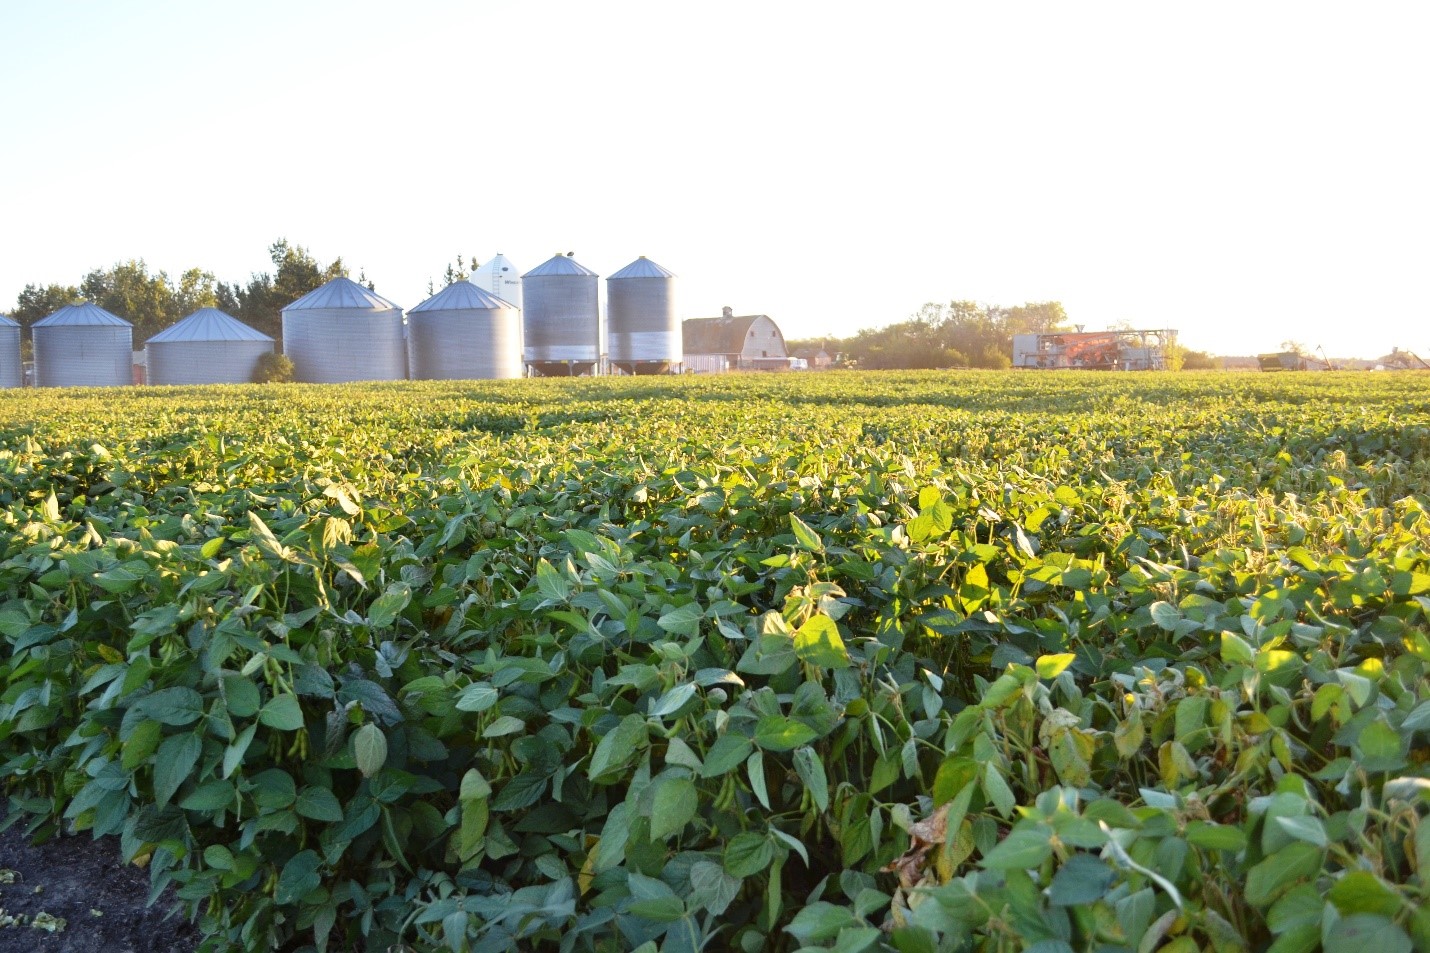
(607, 257, 680, 375)
(33, 303, 133, 387)
(407, 281, 523, 380)
(522, 254, 600, 376)
(682, 308, 788, 373)
(145, 309, 275, 385)
(281, 277, 406, 383)
(0, 314, 21, 388)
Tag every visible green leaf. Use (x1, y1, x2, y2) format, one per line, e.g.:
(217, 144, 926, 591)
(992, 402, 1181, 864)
(793, 615, 850, 669)
(1035, 653, 1075, 679)
(295, 786, 345, 823)
(1323, 915, 1412, 953)
(275, 849, 322, 904)
(980, 827, 1053, 870)
(982, 763, 1016, 818)
(725, 832, 775, 878)
(354, 723, 388, 777)
(179, 780, 235, 812)
(649, 776, 698, 840)
(154, 733, 202, 808)
(657, 602, 703, 636)
(1048, 854, 1115, 905)
(223, 724, 256, 779)
(1355, 718, 1407, 772)
(122, 719, 163, 771)
(688, 860, 741, 917)
(1221, 631, 1255, 665)
(747, 751, 770, 810)
(1246, 842, 1323, 906)
(368, 582, 412, 628)
(139, 687, 205, 726)
(790, 514, 824, 552)
(1149, 601, 1181, 632)
(481, 715, 525, 738)
(589, 713, 647, 780)
(754, 715, 818, 751)
(454, 682, 498, 713)
(535, 558, 569, 603)
(786, 901, 858, 943)
(1327, 871, 1402, 917)
(258, 693, 304, 731)
(1185, 821, 1247, 852)
(649, 683, 697, 718)
(792, 747, 829, 812)
(1275, 815, 1328, 849)
(222, 675, 261, 718)
(700, 733, 752, 778)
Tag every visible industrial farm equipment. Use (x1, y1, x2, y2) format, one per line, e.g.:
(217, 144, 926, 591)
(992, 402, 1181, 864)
(1013, 328, 1177, 370)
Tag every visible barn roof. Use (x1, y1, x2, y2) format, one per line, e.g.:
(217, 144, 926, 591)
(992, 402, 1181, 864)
(682, 315, 773, 354)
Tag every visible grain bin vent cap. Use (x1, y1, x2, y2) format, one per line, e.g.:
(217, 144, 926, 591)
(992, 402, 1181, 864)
(283, 276, 402, 312)
(410, 280, 517, 313)
(522, 255, 598, 278)
(33, 303, 132, 327)
(147, 308, 274, 342)
(608, 257, 676, 280)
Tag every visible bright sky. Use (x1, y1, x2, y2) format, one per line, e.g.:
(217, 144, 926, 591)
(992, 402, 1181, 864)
(2, 1, 1426, 358)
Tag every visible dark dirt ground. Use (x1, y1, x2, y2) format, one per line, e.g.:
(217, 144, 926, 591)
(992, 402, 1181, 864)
(0, 801, 198, 953)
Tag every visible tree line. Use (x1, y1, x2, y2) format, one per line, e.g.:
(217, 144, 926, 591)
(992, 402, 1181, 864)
(790, 300, 1216, 370)
(6, 240, 352, 344)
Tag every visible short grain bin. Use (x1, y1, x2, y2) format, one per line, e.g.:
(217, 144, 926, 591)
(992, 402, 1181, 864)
(281, 277, 405, 383)
(146, 309, 275, 385)
(408, 281, 522, 380)
(0, 314, 22, 388)
(607, 256, 679, 374)
(33, 303, 133, 387)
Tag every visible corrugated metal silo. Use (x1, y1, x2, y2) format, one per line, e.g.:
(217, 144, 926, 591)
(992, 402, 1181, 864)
(607, 257, 679, 375)
(146, 309, 275, 385)
(471, 254, 522, 310)
(33, 303, 133, 387)
(408, 281, 522, 380)
(281, 277, 405, 383)
(522, 254, 600, 376)
(0, 314, 21, 388)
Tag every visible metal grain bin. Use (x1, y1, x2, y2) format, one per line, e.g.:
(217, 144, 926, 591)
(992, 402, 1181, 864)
(281, 277, 405, 383)
(146, 309, 275, 385)
(471, 254, 522, 310)
(521, 254, 600, 376)
(607, 256, 679, 375)
(33, 303, 133, 388)
(0, 314, 21, 388)
(408, 281, 522, 380)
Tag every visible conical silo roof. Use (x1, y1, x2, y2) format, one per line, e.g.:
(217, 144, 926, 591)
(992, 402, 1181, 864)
(609, 257, 676, 280)
(33, 303, 131, 327)
(523, 254, 597, 278)
(283, 277, 401, 312)
(147, 308, 273, 343)
(0, 314, 18, 327)
(410, 281, 515, 313)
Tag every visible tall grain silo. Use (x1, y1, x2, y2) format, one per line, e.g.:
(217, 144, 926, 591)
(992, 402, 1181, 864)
(0, 314, 21, 388)
(33, 303, 133, 387)
(471, 254, 522, 309)
(281, 277, 405, 383)
(408, 281, 522, 380)
(522, 253, 600, 376)
(146, 309, 275, 385)
(607, 257, 679, 375)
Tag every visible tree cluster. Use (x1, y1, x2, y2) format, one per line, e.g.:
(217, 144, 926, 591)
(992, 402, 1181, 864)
(7, 240, 347, 344)
(841, 300, 1069, 370)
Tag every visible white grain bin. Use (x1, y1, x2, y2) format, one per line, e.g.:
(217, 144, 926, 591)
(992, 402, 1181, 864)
(281, 277, 405, 383)
(607, 256, 679, 375)
(0, 314, 21, 388)
(522, 254, 600, 376)
(408, 281, 522, 380)
(146, 309, 275, 385)
(470, 254, 522, 309)
(33, 303, 133, 387)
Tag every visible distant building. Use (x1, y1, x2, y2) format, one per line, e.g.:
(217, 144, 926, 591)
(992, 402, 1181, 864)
(683, 307, 789, 373)
(792, 345, 834, 369)
(1012, 329, 1177, 370)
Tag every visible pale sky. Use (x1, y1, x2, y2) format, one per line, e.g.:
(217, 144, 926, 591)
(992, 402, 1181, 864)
(2, 0, 1426, 357)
